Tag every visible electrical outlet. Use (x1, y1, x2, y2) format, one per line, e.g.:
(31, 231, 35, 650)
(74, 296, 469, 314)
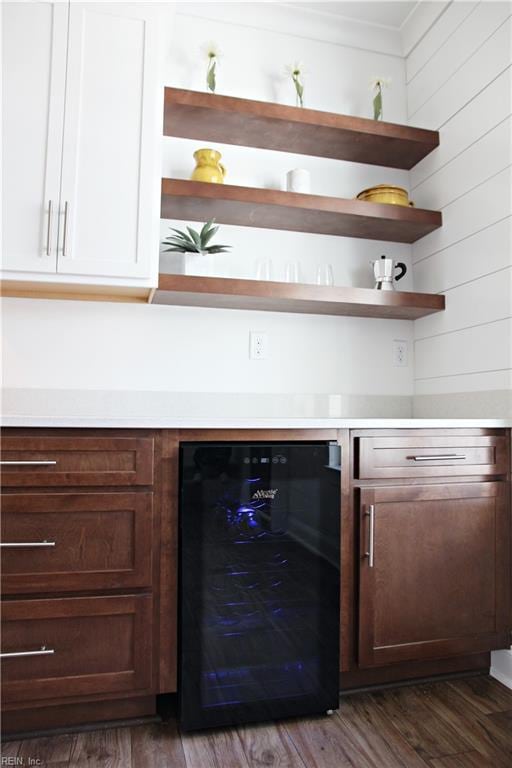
(249, 331, 268, 360)
(393, 339, 408, 367)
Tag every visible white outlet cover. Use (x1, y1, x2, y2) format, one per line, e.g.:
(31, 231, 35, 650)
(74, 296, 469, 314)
(249, 331, 268, 360)
(392, 339, 408, 367)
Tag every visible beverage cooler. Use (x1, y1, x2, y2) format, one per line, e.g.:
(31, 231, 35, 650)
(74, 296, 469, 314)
(179, 442, 341, 731)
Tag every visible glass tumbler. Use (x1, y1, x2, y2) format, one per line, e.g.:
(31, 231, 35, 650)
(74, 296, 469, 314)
(284, 262, 301, 283)
(316, 264, 334, 286)
(255, 259, 273, 281)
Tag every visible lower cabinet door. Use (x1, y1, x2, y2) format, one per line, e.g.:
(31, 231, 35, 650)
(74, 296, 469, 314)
(1, 492, 153, 593)
(1, 595, 153, 704)
(358, 482, 511, 667)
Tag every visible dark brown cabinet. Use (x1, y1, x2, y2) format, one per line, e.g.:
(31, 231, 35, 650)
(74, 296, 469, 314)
(0, 426, 510, 735)
(358, 482, 511, 667)
(0, 434, 154, 487)
(2, 594, 153, 704)
(1, 429, 159, 736)
(1, 492, 154, 594)
(357, 434, 508, 479)
(341, 428, 512, 691)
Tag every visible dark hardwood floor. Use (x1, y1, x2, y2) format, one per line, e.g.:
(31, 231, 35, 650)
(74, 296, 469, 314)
(3, 676, 512, 767)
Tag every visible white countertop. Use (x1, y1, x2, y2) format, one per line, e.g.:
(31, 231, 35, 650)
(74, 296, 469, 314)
(2, 416, 511, 429)
(2, 389, 511, 429)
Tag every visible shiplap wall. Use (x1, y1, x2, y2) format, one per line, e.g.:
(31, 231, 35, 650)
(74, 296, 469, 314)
(404, 1, 512, 416)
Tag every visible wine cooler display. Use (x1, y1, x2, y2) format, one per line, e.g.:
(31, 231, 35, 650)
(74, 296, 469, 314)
(179, 442, 340, 730)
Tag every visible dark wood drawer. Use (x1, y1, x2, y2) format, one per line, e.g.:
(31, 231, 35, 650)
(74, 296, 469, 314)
(0, 435, 154, 487)
(357, 435, 508, 479)
(1, 492, 153, 594)
(1, 595, 153, 704)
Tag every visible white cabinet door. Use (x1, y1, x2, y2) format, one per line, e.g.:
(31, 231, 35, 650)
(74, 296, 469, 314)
(58, 3, 160, 280)
(1, 2, 67, 273)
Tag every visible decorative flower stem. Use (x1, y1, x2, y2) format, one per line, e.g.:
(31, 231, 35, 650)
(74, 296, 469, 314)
(202, 42, 221, 94)
(373, 82, 383, 120)
(206, 55, 216, 93)
(293, 71, 304, 108)
(370, 77, 391, 121)
(286, 63, 305, 108)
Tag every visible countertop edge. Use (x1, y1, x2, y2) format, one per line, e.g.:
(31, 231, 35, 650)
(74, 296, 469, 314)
(2, 417, 512, 429)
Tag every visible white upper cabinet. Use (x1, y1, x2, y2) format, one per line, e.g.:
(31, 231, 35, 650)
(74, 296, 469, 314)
(58, 3, 160, 279)
(2, 2, 67, 273)
(2, 2, 160, 286)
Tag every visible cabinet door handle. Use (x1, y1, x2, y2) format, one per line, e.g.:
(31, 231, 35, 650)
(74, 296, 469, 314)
(409, 454, 466, 461)
(1, 541, 55, 548)
(365, 504, 375, 568)
(46, 200, 53, 256)
(62, 200, 69, 256)
(0, 460, 57, 466)
(1, 646, 55, 659)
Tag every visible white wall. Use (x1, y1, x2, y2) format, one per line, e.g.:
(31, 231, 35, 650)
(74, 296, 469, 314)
(402, 0, 512, 686)
(1, 1, 416, 411)
(404, 1, 512, 417)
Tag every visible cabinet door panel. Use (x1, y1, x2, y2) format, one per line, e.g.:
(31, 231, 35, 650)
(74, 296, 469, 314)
(1, 595, 153, 704)
(1, 492, 153, 594)
(1, 2, 67, 272)
(58, 3, 159, 280)
(359, 482, 511, 667)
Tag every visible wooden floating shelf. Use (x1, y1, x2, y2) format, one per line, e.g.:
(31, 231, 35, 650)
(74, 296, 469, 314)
(164, 88, 439, 169)
(161, 179, 442, 244)
(152, 274, 445, 320)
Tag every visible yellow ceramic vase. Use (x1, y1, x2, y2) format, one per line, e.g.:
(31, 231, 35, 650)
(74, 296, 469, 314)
(191, 148, 226, 184)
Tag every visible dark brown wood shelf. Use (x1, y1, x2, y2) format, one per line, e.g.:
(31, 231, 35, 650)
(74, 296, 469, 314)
(164, 88, 439, 169)
(152, 274, 445, 319)
(161, 179, 442, 244)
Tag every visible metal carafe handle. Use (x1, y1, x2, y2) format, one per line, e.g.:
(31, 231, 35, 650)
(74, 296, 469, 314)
(395, 262, 407, 281)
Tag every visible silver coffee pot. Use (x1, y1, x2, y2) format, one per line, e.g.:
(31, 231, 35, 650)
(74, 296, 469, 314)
(371, 255, 407, 291)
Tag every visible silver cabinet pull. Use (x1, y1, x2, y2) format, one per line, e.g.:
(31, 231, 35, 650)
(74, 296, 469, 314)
(0, 460, 57, 466)
(365, 505, 375, 568)
(46, 200, 53, 256)
(409, 454, 466, 461)
(1, 646, 54, 659)
(1, 541, 55, 548)
(62, 200, 69, 256)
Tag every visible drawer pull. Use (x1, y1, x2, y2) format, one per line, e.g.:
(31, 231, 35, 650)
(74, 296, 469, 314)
(365, 505, 375, 568)
(0, 460, 57, 466)
(1, 645, 55, 659)
(1, 541, 55, 548)
(409, 455, 466, 461)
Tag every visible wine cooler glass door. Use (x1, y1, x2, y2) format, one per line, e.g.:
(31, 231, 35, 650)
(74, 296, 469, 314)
(179, 442, 340, 730)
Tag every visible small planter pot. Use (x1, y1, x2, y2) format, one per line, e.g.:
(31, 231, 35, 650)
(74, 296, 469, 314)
(181, 251, 216, 277)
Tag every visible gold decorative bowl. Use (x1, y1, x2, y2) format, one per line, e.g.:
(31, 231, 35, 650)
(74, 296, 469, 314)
(356, 185, 414, 207)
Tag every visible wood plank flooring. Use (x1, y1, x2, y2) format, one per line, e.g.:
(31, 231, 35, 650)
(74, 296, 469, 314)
(2, 676, 512, 768)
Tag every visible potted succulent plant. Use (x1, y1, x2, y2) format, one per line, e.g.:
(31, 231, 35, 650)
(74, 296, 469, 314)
(161, 219, 231, 277)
